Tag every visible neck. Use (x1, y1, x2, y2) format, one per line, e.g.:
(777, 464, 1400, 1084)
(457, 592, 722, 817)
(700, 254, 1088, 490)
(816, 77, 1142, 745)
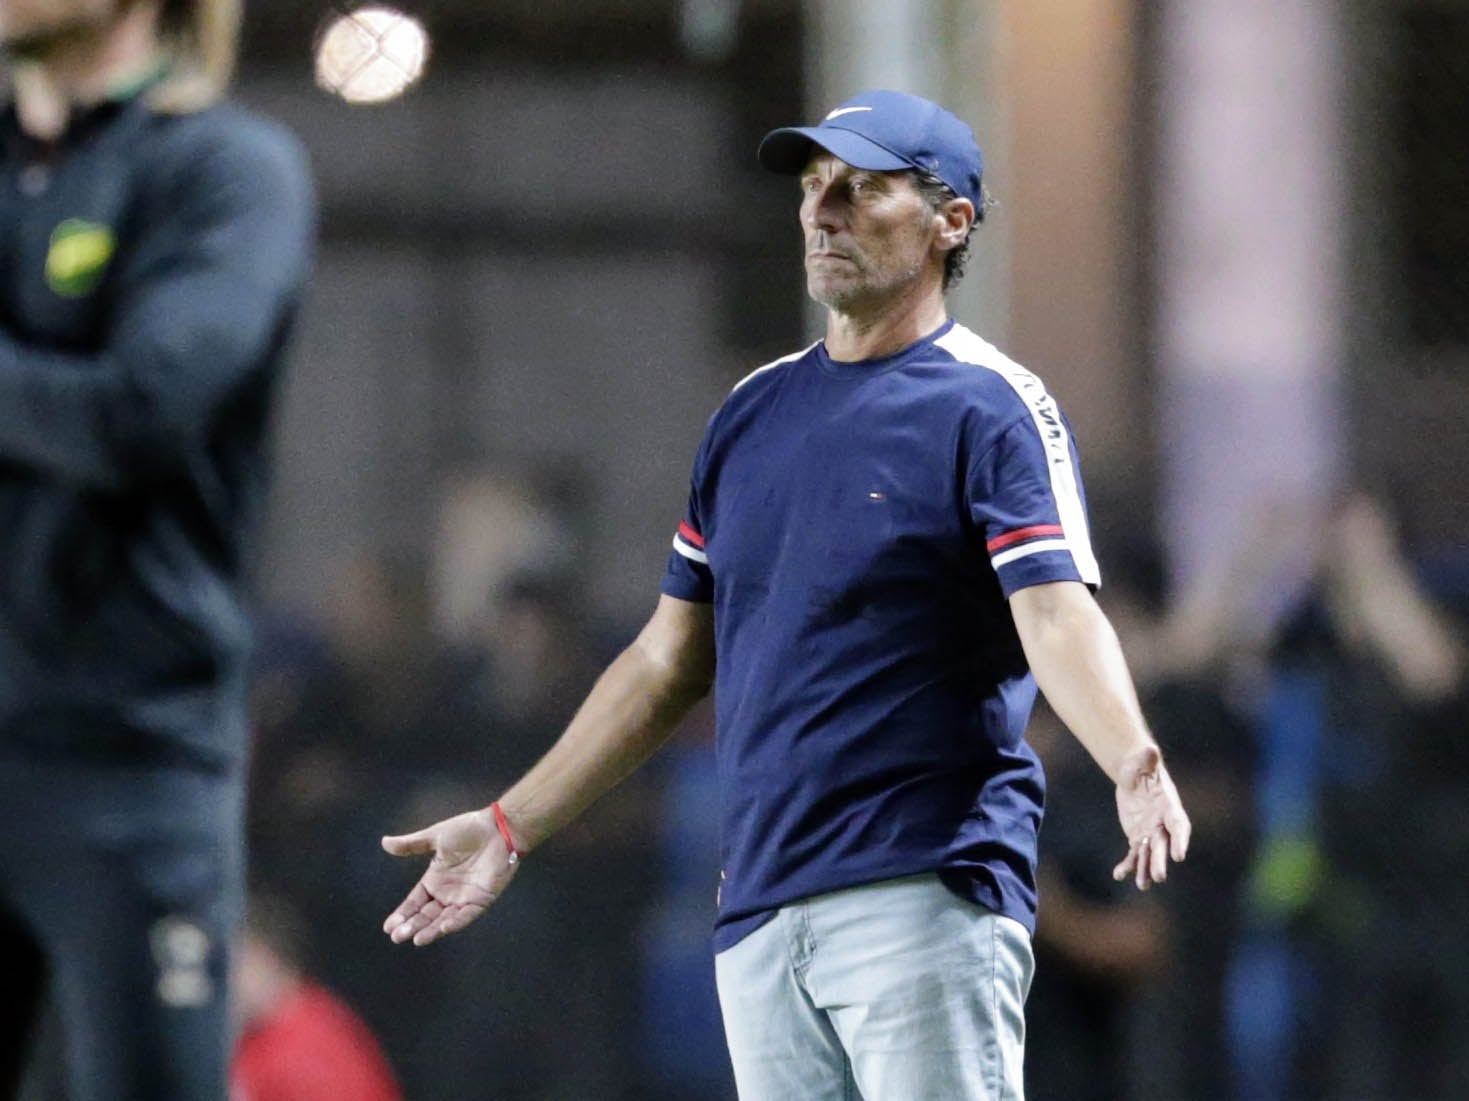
(12, 2, 164, 141)
(823, 280, 950, 363)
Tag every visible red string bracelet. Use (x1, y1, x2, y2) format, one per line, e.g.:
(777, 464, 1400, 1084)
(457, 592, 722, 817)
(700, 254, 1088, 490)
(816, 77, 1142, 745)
(490, 802, 524, 865)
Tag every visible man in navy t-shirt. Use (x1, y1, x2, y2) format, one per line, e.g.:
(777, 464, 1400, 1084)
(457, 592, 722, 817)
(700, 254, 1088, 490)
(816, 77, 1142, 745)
(384, 90, 1191, 1100)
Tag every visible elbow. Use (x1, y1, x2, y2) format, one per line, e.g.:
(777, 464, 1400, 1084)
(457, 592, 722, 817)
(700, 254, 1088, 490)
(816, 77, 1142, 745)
(661, 654, 716, 708)
(1011, 581, 1109, 665)
(683, 666, 716, 703)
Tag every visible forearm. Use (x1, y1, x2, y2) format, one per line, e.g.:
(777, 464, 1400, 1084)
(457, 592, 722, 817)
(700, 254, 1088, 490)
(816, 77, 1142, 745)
(495, 632, 710, 852)
(0, 281, 297, 490)
(1012, 583, 1155, 782)
(1353, 570, 1463, 701)
(0, 339, 135, 488)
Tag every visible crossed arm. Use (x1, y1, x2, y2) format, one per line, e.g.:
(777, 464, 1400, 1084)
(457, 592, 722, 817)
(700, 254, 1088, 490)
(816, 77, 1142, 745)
(0, 126, 313, 488)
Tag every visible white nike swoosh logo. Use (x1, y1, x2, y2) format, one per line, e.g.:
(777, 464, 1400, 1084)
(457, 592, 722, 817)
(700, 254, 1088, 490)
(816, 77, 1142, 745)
(824, 106, 874, 120)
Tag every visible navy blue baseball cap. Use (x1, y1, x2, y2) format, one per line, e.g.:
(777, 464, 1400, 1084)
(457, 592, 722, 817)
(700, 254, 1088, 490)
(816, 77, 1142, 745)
(757, 89, 984, 219)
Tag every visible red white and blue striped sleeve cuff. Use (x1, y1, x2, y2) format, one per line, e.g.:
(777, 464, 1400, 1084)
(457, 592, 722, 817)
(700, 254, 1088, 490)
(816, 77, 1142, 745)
(985, 524, 1069, 570)
(672, 520, 707, 564)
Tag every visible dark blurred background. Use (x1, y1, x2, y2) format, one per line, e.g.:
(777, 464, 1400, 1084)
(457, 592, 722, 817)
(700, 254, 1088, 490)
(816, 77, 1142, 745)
(229, 2, 1469, 1099)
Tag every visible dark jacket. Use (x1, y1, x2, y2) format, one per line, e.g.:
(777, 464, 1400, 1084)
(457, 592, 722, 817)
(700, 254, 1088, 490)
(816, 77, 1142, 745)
(0, 89, 315, 771)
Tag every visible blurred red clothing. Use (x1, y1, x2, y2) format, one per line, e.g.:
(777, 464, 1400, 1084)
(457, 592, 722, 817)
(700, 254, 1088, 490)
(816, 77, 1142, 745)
(232, 983, 401, 1101)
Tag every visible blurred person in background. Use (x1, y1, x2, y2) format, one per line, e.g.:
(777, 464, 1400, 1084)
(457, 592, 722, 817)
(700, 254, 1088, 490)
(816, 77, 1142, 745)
(1237, 491, 1469, 1101)
(0, 0, 314, 1097)
(249, 552, 443, 896)
(469, 570, 655, 1101)
(246, 550, 458, 1098)
(433, 567, 617, 786)
(380, 90, 1189, 1100)
(636, 700, 737, 1101)
(1096, 538, 1257, 1101)
(231, 891, 400, 1101)
(391, 565, 653, 1101)
(1024, 701, 1171, 1101)
(246, 546, 653, 1099)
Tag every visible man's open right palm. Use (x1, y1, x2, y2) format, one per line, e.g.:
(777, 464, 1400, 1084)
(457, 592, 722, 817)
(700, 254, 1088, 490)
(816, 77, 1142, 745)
(381, 808, 517, 947)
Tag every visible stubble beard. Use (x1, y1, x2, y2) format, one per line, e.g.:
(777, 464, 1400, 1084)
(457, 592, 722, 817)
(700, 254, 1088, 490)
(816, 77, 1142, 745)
(807, 270, 857, 312)
(806, 246, 877, 313)
(807, 254, 926, 315)
(805, 209, 934, 315)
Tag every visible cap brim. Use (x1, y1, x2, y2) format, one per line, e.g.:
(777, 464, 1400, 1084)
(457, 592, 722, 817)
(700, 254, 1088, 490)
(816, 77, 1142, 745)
(757, 126, 913, 175)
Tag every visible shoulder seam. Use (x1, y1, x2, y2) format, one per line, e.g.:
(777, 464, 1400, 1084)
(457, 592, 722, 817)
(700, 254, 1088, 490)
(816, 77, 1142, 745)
(728, 341, 819, 394)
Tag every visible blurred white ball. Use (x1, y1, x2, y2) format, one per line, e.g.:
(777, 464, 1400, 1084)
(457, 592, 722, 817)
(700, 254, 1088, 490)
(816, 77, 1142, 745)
(315, 6, 429, 105)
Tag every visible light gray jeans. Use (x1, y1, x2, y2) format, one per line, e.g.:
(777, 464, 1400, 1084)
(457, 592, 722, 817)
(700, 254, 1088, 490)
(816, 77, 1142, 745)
(715, 872, 1033, 1100)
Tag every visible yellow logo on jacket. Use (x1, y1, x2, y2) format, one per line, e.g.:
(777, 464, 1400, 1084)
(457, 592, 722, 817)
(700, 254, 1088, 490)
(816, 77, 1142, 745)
(46, 219, 116, 297)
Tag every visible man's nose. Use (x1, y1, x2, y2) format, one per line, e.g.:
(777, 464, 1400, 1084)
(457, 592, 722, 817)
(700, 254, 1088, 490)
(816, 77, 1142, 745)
(803, 185, 843, 231)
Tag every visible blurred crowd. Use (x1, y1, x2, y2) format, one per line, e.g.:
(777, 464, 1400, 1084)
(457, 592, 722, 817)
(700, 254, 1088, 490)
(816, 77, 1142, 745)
(241, 470, 1468, 1101)
(242, 465, 731, 1101)
(1029, 490, 1469, 1101)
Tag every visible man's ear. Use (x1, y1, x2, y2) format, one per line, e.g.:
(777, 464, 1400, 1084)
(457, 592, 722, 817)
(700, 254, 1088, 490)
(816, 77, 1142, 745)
(936, 197, 976, 250)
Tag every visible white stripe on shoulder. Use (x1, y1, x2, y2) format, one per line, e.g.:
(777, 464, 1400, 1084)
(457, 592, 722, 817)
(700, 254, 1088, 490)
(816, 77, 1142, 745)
(672, 534, 709, 564)
(936, 324, 1101, 586)
(729, 342, 819, 394)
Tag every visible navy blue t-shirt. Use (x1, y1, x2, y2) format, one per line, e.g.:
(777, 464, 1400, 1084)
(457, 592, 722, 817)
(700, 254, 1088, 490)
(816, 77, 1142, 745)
(661, 320, 1100, 950)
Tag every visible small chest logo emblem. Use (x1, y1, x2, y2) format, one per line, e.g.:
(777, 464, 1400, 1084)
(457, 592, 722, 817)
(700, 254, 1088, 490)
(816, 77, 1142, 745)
(46, 219, 116, 298)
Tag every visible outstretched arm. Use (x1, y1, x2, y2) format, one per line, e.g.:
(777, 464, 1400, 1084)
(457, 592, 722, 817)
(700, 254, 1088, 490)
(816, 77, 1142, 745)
(1010, 580, 1191, 890)
(381, 593, 716, 946)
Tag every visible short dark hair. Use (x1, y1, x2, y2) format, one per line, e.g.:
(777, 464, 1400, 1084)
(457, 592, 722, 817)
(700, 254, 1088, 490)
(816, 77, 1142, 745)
(911, 171, 981, 292)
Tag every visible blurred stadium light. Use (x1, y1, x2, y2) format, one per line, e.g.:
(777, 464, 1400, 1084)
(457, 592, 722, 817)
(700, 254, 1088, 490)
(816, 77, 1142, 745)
(680, 0, 741, 62)
(315, 4, 430, 104)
